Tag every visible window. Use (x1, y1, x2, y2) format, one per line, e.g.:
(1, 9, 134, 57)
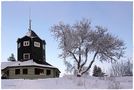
(15, 69, 20, 75)
(23, 41, 30, 46)
(34, 41, 40, 47)
(43, 44, 45, 49)
(6, 70, 9, 76)
(23, 69, 28, 74)
(18, 43, 21, 48)
(46, 70, 51, 75)
(56, 72, 59, 77)
(35, 68, 44, 75)
(23, 53, 30, 60)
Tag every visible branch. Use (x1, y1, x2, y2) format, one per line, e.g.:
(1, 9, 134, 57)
(81, 51, 98, 75)
(78, 47, 81, 71)
(80, 47, 88, 69)
(68, 50, 79, 63)
(101, 51, 117, 62)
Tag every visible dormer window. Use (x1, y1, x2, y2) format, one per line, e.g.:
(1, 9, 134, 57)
(34, 41, 40, 47)
(23, 41, 30, 46)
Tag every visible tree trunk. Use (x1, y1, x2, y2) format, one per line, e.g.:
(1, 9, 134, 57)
(77, 74, 81, 77)
(81, 51, 98, 75)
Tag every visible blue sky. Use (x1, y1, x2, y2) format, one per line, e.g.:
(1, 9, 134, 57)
(2, 1, 133, 76)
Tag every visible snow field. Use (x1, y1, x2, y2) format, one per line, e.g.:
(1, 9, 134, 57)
(2, 75, 133, 89)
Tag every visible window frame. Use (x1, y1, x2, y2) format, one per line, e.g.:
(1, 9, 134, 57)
(15, 69, 20, 75)
(23, 41, 30, 46)
(35, 68, 44, 75)
(23, 69, 28, 74)
(46, 69, 51, 75)
(56, 71, 59, 77)
(23, 53, 30, 60)
(34, 41, 40, 47)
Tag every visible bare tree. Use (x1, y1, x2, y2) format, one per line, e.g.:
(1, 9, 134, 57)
(51, 19, 125, 77)
(110, 58, 133, 76)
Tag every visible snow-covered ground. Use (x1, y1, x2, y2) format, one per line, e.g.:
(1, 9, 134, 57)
(1, 75, 133, 89)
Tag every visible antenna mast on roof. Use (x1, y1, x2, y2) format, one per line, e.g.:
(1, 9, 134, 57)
(28, 8, 32, 31)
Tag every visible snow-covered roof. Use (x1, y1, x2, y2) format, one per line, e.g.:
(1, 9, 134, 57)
(1, 60, 57, 70)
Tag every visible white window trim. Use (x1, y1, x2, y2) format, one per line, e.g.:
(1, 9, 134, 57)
(34, 41, 40, 47)
(23, 41, 30, 46)
(23, 53, 30, 60)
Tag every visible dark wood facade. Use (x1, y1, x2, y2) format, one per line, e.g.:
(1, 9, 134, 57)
(17, 30, 46, 64)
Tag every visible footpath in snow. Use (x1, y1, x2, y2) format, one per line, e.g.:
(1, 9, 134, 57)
(1, 75, 133, 89)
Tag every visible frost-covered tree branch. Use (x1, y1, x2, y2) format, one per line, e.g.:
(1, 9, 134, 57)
(51, 18, 125, 77)
(110, 58, 133, 76)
